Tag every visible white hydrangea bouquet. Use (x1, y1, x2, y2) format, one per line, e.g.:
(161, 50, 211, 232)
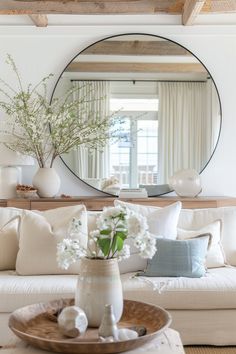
(57, 206, 156, 269)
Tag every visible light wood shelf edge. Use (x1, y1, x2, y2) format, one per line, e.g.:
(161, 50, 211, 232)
(3, 196, 236, 211)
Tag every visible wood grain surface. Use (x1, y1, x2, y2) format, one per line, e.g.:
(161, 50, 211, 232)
(9, 299, 171, 354)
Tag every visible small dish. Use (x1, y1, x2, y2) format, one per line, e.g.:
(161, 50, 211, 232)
(16, 190, 38, 199)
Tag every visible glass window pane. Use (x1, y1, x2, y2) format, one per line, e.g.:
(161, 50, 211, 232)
(110, 98, 158, 111)
(138, 120, 158, 137)
(137, 138, 148, 153)
(147, 137, 158, 153)
(109, 97, 159, 188)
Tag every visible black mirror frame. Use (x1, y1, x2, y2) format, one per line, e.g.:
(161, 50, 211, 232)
(50, 32, 222, 198)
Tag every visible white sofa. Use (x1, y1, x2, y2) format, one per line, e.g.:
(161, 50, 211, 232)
(1, 205, 236, 346)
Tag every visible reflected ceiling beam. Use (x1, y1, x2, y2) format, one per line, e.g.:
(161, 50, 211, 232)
(0, 1, 184, 15)
(83, 41, 191, 56)
(65, 62, 207, 73)
(29, 14, 48, 27)
(183, 0, 206, 25)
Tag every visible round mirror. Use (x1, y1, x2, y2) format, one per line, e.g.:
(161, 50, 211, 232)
(52, 33, 221, 197)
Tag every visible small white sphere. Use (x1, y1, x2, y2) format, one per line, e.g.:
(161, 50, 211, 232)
(58, 306, 88, 338)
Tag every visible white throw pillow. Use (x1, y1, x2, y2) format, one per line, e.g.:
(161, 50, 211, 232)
(115, 200, 182, 239)
(16, 205, 87, 275)
(114, 200, 182, 273)
(178, 207, 236, 266)
(0, 215, 21, 270)
(177, 220, 225, 268)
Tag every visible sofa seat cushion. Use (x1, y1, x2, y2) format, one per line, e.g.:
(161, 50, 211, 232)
(0, 271, 77, 312)
(123, 267, 236, 310)
(1, 267, 236, 313)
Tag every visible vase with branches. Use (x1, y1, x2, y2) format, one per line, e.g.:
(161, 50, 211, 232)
(0, 55, 120, 196)
(57, 205, 157, 326)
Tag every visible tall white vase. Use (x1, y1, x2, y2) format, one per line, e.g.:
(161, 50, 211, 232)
(33, 167, 60, 198)
(75, 258, 123, 327)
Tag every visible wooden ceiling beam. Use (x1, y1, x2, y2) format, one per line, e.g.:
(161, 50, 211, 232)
(202, 0, 236, 13)
(183, 0, 206, 25)
(29, 14, 48, 27)
(65, 62, 207, 73)
(83, 40, 191, 56)
(0, 1, 184, 15)
(0, 0, 235, 16)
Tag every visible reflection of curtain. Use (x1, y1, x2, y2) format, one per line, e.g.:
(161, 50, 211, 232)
(158, 81, 210, 184)
(72, 81, 110, 179)
(206, 79, 221, 152)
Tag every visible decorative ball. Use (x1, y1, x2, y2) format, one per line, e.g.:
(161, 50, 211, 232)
(58, 306, 88, 338)
(169, 169, 202, 197)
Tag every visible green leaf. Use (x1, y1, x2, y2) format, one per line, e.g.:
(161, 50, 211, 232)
(100, 229, 112, 235)
(116, 236, 124, 251)
(98, 238, 111, 256)
(117, 223, 126, 229)
(115, 231, 127, 241)
(110, 235, 124, 253)
(111, 236, 117, 253)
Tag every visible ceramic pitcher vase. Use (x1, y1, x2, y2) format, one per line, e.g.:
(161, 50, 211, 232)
(75, 258, 123, 327)
(33, 167, 60, 197)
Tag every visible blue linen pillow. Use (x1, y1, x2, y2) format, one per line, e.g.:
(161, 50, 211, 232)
(139, 235, 210, 278)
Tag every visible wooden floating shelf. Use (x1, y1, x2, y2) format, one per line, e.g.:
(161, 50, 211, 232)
(3, 196, 236, 211)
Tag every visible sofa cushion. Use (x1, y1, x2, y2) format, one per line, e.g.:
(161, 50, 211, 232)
(0, 208, 24, 270)
(0, 271, 77, 312)
(0, 216, 21, 271)
(178, 207, 236, 266)
(123, 267, 236, 310)
(16, 205, 87, 275)
(1, 267, 236, 313)
(177, 220, 225, 268)
(139, 235, 210, 278)
(0, 208, 24, 226)
(114, 201, 182, 273)
(114, 200, 182, 239)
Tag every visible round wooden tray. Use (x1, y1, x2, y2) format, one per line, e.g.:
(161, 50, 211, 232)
(9, 299, 171, 354)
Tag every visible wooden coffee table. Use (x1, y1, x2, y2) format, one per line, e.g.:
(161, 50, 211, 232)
(1, 328, 184, 353)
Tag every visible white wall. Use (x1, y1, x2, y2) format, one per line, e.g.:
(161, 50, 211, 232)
(0, 23, 236, 197)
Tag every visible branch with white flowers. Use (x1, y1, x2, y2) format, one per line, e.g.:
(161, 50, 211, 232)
(57, 206, 157, 270)
(0, 55, 121, 168)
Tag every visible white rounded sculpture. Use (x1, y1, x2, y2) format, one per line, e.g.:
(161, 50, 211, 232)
(169, 169, 202, 197)
(58, 306, 88, 338)
(117, 328, 138, 341)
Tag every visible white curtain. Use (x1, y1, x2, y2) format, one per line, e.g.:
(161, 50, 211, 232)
(158, 81, 210, 184)
(71, 81, 110, 179)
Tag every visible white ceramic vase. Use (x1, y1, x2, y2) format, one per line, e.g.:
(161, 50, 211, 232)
(33, 167, 60, 198)
(75, 258, 123, 327)
(169, 169, 202, 197)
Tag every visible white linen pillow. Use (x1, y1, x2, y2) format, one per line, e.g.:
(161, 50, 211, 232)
(114, 200, 182, 273)
(0, 215, 21, 270)
(177, 219, 225, 268)
(114, 200, 182, 239)
(178, 207, 236, 266)
(0, 207, 24, 226)
(16, 205, 87, 275)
